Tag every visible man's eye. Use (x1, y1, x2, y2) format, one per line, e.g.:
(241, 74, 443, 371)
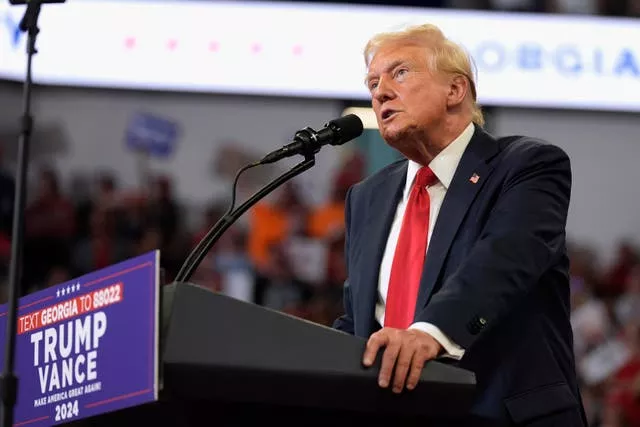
(369, 82, 379, 91)
(395, 68, 408, 79)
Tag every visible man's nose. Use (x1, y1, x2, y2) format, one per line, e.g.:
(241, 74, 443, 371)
(373, 77, 394, 103)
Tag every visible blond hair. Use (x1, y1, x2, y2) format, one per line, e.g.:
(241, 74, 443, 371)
(364, 24, 484, 127)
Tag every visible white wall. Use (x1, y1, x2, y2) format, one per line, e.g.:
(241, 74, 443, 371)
(0, 83, 344, 216)
(493, 107, 640, 265)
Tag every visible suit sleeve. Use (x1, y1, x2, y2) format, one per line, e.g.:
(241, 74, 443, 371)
(415, 142, 571, 350)
(332, 186, 355, 335)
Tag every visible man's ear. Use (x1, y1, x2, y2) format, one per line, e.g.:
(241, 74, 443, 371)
(446, 74, 469, 108)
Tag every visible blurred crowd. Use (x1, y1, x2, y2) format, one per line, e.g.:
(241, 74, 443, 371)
(286, 0, 640, 16)
(570, 241, 640, 426)
(1, 145, 640, 425)
(452, 0, 640, 15)
(0, 146, 366, 327)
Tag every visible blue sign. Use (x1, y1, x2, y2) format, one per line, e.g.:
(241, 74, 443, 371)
(125, 112, 180, 158)
(1, 11, 22, 50)
(0, 251, 160, 426)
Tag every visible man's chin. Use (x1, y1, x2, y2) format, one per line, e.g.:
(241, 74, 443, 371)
(380, 129, 424, 160)
(380, 127, 407, 147)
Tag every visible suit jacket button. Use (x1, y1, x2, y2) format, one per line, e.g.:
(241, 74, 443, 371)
(467, 316, 487, 335)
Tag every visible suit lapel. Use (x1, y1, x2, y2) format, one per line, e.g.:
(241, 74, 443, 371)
(356, 161, 406, 336)
(415, 127, 500, 315)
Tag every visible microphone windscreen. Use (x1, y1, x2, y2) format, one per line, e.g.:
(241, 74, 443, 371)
(328, 114, 364, 146)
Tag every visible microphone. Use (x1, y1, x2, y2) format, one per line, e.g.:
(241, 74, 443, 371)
(174, 114, 362, 283)
(259, 114, 363, 164)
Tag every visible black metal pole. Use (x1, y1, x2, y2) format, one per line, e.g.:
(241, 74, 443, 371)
(0, 3, 42, 426)
(175, 156, 316, 283)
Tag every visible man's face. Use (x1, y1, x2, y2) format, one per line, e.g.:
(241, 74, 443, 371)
(366, 43, 450, 151)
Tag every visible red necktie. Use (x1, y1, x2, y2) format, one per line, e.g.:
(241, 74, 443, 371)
(384, 166, 438, 329)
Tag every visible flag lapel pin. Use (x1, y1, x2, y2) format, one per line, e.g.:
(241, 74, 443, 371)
(469, 173, 480, 184)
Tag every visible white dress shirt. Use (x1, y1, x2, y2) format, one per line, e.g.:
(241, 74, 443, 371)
(375, 122, 475, 360)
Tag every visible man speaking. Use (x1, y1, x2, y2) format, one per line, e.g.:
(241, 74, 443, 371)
(333, 23, 587, 427)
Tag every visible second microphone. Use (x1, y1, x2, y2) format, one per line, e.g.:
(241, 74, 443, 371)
(260, 114, 364, 165)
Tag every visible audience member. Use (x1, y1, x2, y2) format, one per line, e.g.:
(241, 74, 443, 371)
(23, 167, 75, 292)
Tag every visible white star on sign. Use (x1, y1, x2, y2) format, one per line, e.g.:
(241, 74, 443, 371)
(66, 286, 70, 294)
(61, 288, 66, 296)
(56, 289, 60, 298)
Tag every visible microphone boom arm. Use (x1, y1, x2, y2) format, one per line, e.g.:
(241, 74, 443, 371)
(174, 155, 316, 283)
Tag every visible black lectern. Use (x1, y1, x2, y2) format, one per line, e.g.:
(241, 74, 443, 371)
(69, 282, 476, 426)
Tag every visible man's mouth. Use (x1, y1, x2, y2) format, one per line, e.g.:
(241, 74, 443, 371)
(381, 109, 398, 121)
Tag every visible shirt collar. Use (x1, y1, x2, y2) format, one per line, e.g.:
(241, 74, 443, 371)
(403, 122, 475, 200)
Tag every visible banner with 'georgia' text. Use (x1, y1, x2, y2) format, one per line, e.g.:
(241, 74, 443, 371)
(0, 251, 160, 426)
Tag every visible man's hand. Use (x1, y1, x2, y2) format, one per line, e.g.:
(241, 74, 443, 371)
(363, 328, 443, 394)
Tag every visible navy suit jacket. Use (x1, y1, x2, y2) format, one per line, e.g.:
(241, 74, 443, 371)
(333, 126, 587, 426)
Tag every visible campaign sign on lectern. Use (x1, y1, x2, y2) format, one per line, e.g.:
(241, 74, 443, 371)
(0, 251, 160, 426)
